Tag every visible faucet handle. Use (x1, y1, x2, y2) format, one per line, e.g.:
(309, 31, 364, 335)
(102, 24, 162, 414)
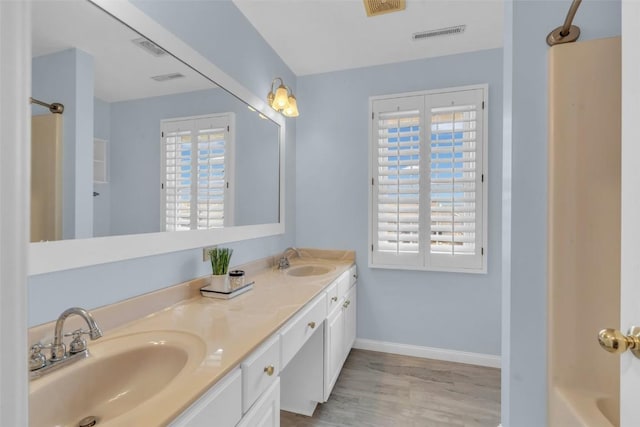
(29, 344, 48, 371)
(64, 329, 90, 354)
(278, 257, 290, 269)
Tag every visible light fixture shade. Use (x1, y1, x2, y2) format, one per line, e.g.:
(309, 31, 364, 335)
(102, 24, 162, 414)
(273, 85, 289, 110)
(283, 95, 299, 117)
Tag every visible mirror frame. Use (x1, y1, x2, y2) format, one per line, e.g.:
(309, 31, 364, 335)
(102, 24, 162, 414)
(29, 0, 286, 275)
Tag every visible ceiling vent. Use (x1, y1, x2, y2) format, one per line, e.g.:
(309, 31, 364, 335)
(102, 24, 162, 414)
(363, 0, 405, 17)
(151, 73, 185, 82)
(132, 37, 167, 57)
(412, 25, 466, 41)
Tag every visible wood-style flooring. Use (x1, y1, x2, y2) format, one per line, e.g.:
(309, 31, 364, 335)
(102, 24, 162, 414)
(281, 349, 501, 427)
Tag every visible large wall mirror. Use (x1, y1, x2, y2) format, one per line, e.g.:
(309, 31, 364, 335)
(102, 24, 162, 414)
(29, 0, 285, 275)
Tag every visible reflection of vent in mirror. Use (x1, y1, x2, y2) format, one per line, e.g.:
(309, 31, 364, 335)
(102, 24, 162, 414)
(151, 73, 185, 82)
(363, 0, 405, 17)
(412, 25, 466, 41)
(131, 37, 167, 56)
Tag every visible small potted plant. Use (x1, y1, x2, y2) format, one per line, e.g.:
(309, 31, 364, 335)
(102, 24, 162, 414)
(209, 247, 233, 292)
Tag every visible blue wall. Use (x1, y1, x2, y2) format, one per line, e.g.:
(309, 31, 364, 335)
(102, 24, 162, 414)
(296, 48, 503, 356)
(28, 0, 296, 326)
(503, 0, 621, 425)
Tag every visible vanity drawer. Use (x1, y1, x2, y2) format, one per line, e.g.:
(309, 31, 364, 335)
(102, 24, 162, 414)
(325, 280, 340, 315)
(241, 335, 280, 414)
(280, 293, 327, 369)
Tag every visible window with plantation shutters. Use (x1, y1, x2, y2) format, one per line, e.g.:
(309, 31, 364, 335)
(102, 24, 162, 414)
(370, 86, 487, 273)
(161, 113, 235, 232)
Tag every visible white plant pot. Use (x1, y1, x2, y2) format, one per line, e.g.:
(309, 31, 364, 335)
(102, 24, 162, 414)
(209, 274, 230, 292)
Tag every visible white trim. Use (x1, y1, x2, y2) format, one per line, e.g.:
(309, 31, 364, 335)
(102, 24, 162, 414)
(500, 1, 513, 425)
(29, 0, 286, 275)
(30, 224, 282, 276)
(621, 2, 640, 424)
(369, 83, 489, 104)
(0, 1, 30, 425)
(353, 338, 501, 369)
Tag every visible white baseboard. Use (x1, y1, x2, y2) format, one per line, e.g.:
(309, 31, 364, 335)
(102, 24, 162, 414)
(353, 338, 501, 369)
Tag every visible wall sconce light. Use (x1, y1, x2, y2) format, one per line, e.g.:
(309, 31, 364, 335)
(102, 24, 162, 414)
(267, 77, 299, 117)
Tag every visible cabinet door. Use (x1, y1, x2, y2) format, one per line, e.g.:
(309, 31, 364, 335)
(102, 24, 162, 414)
(169, 369, 242, 427)
(237, 378, 280, 427)
(324, 304, 344, 401)
(343, 285, 357, 359)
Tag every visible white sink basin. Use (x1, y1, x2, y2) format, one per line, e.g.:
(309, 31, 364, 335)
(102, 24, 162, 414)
(29, 330, 205, 427)
(286, 264, 334, 277)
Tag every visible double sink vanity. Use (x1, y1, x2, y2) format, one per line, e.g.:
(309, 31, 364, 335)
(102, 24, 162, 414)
(28, 249, 357, 427)
(27, 3, 356, 425)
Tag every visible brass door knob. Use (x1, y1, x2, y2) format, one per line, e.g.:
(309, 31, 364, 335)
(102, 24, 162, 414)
(264, 365, 275, 376)
(598, 327, 640, 358)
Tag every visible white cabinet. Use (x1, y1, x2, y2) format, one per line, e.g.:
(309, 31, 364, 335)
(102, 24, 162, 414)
(241, 335, 280, 413)
(323, 266, 357, 402)
(171, 263, 357, 423)
(280, 292, 326, 416)
(343, 285, 357, 355)
(169, 369, 242, 427)
(325, 280, 339, 314)
(237, 378, 280, 427)
(280, 293, 326, 370)
(324, 300, 345, 400)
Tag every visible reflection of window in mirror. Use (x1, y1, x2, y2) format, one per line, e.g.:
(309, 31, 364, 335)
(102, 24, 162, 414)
(160, 113, 235, 231)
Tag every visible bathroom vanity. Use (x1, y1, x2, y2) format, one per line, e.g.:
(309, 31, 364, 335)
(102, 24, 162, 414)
(28, 250, 357, 426)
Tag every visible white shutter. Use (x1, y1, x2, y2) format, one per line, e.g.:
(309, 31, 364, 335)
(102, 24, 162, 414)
(162, 122, 193, 232)
(161, 114, 234, 231)
(427, 90, 484, 270)
(195, 117, 228, 229)
(369, 86, 486, 272)
(371, 96, 425, 266)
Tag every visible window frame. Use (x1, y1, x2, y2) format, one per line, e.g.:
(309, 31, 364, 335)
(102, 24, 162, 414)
(160, 112, 236, 232)
(368, 84, 488, 274)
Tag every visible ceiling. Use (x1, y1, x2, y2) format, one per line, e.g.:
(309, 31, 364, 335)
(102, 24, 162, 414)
(31, 0, 213, 103)
(233, 0, 504, 76)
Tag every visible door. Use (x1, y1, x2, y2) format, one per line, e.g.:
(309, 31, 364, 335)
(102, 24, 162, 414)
(620, 1, 640, 424)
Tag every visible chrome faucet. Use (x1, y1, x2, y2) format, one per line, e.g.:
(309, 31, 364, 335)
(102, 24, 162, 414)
(278, 247, 301, 270)
(29, 307, 103, 379)
(51, 307, 103, 360)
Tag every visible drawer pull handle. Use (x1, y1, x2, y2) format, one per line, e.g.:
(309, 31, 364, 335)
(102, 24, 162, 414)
(264, 365, 275, 376)
(331, 296, 338, 302)
(308, 321, 316, 329)
(353, 273, 358, 280)
(343, 300, 351, 308)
